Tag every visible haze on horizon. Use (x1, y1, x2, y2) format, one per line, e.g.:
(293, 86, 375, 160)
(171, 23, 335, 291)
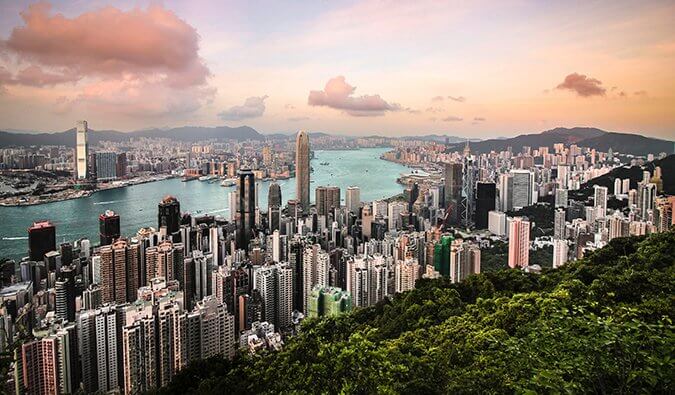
(0, 0, 674, 139)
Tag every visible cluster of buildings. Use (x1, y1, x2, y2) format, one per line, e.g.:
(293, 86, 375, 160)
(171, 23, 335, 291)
(0, 126, 672, 394)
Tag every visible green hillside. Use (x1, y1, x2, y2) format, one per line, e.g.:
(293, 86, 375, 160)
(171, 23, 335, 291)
(161, 230, 675, 394)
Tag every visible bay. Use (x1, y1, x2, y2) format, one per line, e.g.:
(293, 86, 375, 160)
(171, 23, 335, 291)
(0, 148, 408, 260)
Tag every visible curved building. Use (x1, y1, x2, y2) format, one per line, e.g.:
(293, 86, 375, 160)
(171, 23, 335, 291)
(295, 131, 310, 211)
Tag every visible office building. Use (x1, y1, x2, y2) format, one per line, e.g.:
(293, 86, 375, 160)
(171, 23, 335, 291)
(28, 221, 56, 261)
(346, 186, 360, 215)
(95, 152, 118, 182)
(307, 286, 352, 318)
(444, 162, 463, 226)
(158, 196, 181, 234)
(510, 170, 534, 209)
(76, 120, 88, 179)
(99, 210, 120, 246)
(295, 131, 310, 210)
(488, 211, 507, 236)
(237, 169, 256, 249)
(475, 182, 496, 229)
(268, 182, 282, 208)
(316, 185, 340, 217)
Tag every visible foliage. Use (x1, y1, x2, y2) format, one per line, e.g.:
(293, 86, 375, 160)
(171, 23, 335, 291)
(506, 203, 554, 237)
(161, 231, 675, 394)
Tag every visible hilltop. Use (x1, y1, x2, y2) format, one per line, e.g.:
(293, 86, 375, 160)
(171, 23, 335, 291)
(161, 230, 675, 394)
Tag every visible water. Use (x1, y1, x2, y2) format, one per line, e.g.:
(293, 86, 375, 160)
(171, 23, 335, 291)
(0, 148, 408, 260)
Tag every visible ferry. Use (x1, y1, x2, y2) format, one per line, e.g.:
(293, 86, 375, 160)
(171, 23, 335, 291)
(320, 161, 330, 165)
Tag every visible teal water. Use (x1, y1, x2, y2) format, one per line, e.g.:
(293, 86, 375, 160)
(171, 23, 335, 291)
(0, 148, 408, 260)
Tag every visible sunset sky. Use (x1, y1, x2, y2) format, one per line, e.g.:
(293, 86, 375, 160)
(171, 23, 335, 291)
(0, 0, 674, 138)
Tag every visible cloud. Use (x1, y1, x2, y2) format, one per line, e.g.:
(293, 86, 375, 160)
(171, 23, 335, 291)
(219, 96, 268, 121)
(443, 116, 463, 122)
(431, 95, 445, 102)
(14, 66, 80, 86)
(3, 3, 210, 88)
(555, 73, 606, 97)
(618, 91, 627, 97)
(425, 107, 443, 113)
(288, 116, 310, 122)
(447, 96, 466, 102)
(308, 76, 400, 116)
(634, 90, 647, 97)
(0, 3, 213, 118)
(473, 117, 486, 121)
(285, 104, 296, 109)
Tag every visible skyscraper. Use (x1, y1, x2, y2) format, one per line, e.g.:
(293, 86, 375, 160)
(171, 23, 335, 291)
(99, 210, 120, 246)
(28, 221, 56, 261)
(508, 217, 530, 268)
(158, 196, 181, 234)
(295, 131, 310, 211)
(237, 169, 256, 249)
(510, 170, 534, 209)
(345, 186, 360, 215)
(98, 239, 140, 304)
(475, 182, 496, 229)
(268, 182, 282, 209)
(444, 162, 463, 226)
(594, 185, 608, 218)
(307, 286, 352, 318)
(76, 120, 88, 179)
(316, 186, 340, 217)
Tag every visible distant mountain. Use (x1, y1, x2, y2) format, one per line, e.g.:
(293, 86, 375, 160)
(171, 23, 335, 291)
(0, 125, 264, 147)
(401, 134, 481, 143)
(447, 127, 673, 156)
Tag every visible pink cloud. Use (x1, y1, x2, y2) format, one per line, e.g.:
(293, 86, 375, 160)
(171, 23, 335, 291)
(555, 73, 606, 97)
(447, 95, 466, 102)
(308, 76, 400, 116)
(14, 65, 80, 86)
(443, 116, 463, 122)
(3, 3, 210, 88)
(219, 96, 268, 121)
(431, 95, 445, 102)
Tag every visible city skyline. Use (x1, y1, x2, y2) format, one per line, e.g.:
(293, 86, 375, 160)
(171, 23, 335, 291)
(0, 1, 674, 138)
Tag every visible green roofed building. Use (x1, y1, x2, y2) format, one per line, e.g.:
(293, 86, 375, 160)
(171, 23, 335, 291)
(308, 286, 352, 318)
(433, 235, 454, 276)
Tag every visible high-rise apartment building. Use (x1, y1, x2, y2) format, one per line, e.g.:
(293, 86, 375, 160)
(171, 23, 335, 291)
(98, 239, 140, 303)
(394, 257, 420, 293)
(508, 217, 530, 268)
(594, 185, 608, 218)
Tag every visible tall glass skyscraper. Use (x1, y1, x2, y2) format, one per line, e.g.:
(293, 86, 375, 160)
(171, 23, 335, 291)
(237, 169, 256, 249)
(76, 120, 88, 179)
(295, 131, 310, 211)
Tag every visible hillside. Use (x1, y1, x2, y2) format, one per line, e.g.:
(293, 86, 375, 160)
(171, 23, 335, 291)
(575, 154, 675, 199)
(0, 125, 264, 147)
(161, 230, 675, 394)
(448, 127, 673, 156)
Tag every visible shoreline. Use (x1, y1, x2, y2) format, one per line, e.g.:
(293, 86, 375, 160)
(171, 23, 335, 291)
(0, 174, 176, 207)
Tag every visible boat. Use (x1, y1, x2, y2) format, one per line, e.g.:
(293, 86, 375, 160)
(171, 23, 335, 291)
(221, 178, 236, 187)
(320, 162, 330, 165)
(182, 176, 198, 182)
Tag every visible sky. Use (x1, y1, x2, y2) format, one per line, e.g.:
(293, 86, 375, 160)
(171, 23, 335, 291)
(0, 0, 674, 139)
